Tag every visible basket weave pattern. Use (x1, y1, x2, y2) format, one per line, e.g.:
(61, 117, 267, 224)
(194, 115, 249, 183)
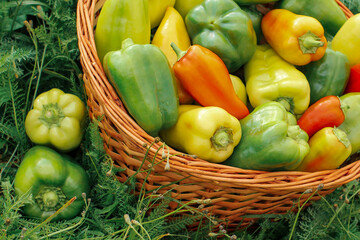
(77, 0, 359, 229)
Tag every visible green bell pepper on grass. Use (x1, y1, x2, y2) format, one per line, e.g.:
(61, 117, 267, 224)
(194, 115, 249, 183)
(278, 0, 348, 36)
(303, 45, 350, 105)
(185, 0, 257, 72)
(103, 38, 179, 137)
(224, 101, 310, 171)
(338, 93, 360, 155)
(14, 146, 89, 220)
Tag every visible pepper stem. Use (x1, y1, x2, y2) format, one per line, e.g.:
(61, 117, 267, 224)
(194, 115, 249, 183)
(171, 42, 187, 61)
(39, 103, 65, 127)
(276, 97, 294, 113)
(210, 126, 234, 151)
(35, 186, 67, 212)
(298, 31, 325, 54)
(333, 127, 351, 148)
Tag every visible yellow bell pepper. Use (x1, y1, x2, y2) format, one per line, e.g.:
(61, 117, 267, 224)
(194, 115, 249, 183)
(152, 7, 193, 104)
(295, 127, 351, 172)
(148, 0, 176, 28)
(332, 13, 360, 67)
(230, 74, 247, 106)
(174, 0, 204, 19)
(160, 105, 242, 163)
(244, 44, 310, 115)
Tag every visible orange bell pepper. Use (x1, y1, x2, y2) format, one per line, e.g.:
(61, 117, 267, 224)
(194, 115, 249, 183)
(171, 43, 249, 119)
(261, 9, 327, 66)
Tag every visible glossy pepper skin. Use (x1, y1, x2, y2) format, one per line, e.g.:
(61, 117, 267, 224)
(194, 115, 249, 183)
(234, 0, 278, 4)
(171, 43, 249, 119)
(174, 0, 204, 19)
(344, 64, 360, 93)
(338, 93, 360, 155)
(244, 44, 310, 115)
(297, 95, 346, 138)
(14, 146, 89, 220)
(152, 7, 193, 104)
(261, 9, 327, 66)
(103, 38, 179, 137)
(278, 0, 348, 36)
(25, 88, 86, 152)
(148, 0, 175, 28)
(295, 127, 351, 172)
(303, 46, 350, 104)
(230, 74, 247, 106)
(185, 0, 257, 72)
(332, 13, 360, 67)
(242, 6, 264, 44)
(224, 101, 310, 171)
(95, 0, 150, 63)
(160, 105, 242, 163)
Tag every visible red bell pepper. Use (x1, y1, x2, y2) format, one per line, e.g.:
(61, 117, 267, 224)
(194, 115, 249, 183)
(297, 95, 346, 138)
(171, 43, 249, 119)
(344, 63, 360, 93)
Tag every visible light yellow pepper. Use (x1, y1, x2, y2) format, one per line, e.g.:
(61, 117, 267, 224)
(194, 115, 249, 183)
(174, 0, 204, 19)
(332, 13, 360, 67)
(148, 0, 176, 28)
(160, 105, 242, 163)
(244, 44, 310, 115)
(152, 7, 193, 104)
(230, 74, 247, 106)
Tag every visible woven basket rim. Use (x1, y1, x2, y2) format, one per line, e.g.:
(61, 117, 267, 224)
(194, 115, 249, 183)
(76, 0, 359, 194)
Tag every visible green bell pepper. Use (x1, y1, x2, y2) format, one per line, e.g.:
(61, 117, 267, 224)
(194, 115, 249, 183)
(234, 0, 278, 4)
(303, 45, 350, 105)
(14, 146, 89, 220)
(185, 0, 257, 72)
(103, 38, 179, 137)
(224, 101, 310, 171)
(95, 0, 150, 63)
(278, 0, 348, 36)
(242, 6, 264, 44)
(338, 93, 360, 155)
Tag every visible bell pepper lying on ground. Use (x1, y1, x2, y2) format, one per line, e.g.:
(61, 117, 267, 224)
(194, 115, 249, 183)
(160, 105, 242, 163)
(25, 88, 86, 152)
(171, 43, 249, 119)
(295, 127, 351, 172)
(332, 13, 360, 67)
(185, 0, 257, 72)
(14, 146, 89, 220)
(261, 9, 327, 66)
(244, 44, 310, 115)
(94, 0, 150, 63)
(338, 93, 360, 155)
(302, 45, 350, 104)
(278, 0, 348, 36)
(103, 38, 179, 137)
(297, 95, 347, 138)
(344, 63, 360, 93)
(224, 101, 310, 171)
(152, 7, 193, 104)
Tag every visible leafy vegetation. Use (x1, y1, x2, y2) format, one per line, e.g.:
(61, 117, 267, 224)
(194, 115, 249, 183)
(1, 0, 360, 239)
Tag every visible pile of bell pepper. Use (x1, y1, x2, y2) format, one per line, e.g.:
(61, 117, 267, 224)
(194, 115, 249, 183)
(95, 0, 360, 172)
(14, 88, 90, 221)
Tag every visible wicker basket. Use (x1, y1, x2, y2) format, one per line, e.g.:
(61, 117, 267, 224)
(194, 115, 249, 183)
(76, 0, 358, 230)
